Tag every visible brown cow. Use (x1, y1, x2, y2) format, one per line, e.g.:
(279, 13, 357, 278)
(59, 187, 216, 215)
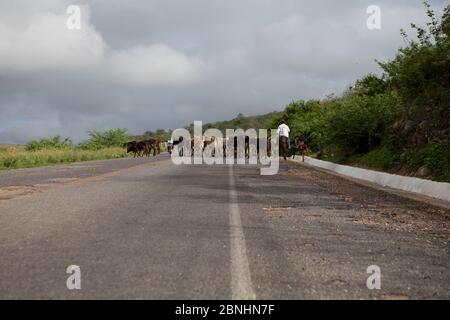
(141, 139, 158, 156)
(294, 137, 309, 162)
(125, 141, 141, 157)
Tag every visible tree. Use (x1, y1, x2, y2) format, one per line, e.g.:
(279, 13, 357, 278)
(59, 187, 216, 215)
(378, 2, 450, 146)
(78, 128, 131, 150)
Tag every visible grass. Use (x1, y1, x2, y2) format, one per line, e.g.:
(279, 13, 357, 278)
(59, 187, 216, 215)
(350, 148, 402, 171)
(346, 141, 450, 182)
(0, 145, 130, 171)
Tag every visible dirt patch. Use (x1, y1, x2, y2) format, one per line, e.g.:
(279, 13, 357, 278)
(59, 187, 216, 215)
(0, 178, 79, 202)
(47, 178, 79, 183)
(379, 294, 411, 300)
(262, 206, 292, 212)
(0, 185, 49, 201)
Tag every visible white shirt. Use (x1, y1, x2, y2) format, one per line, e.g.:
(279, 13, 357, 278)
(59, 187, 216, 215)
(277, 124, 290, 138)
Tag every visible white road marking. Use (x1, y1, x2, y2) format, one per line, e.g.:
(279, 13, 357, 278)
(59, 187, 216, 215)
(228, 165, 254, 300)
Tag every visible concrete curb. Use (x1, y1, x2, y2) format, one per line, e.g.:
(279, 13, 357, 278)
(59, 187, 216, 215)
(291, 156, 450, 202)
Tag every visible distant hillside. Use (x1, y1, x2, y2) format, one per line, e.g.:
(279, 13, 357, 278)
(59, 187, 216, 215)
(132, 129, 171, 143)
(187, 111, 283, 133)
(131, 111, 282, 143)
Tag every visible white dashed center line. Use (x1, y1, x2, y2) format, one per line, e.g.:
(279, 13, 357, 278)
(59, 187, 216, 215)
(228, 164, 254, 300)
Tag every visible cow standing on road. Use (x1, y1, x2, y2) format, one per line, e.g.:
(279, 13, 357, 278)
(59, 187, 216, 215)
(141, 139, 159, 156)
(125, 141, 141, 157)
(294, 136, 309, 162)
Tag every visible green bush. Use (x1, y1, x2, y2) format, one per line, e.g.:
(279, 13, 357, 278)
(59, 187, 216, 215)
(353, 148, 402, 170)
(426, 142, 450, 178)
(378, 3, 450, 146)
(402, 141, 450, 181)
(321, 91, 400, 155)
(26, 135, 73, 151)
(78, 128, 131, 150)
(273, 83, 399, 157)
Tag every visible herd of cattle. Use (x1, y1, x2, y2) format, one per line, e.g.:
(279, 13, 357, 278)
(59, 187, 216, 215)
(124, 139, 161, 157)
(123, 136, 309, 161)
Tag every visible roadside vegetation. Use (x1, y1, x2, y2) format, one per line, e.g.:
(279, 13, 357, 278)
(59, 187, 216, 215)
(269, 3, 450, 182)
(0, 129, 131, 171)
(0, 146, 128, 170)
(0, 128, 175, 171)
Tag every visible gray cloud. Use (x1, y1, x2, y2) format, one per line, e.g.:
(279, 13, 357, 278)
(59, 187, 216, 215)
(0, 0, 448, 143)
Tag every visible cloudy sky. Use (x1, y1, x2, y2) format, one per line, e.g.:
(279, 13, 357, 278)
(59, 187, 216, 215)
(0, 0, 447, 143)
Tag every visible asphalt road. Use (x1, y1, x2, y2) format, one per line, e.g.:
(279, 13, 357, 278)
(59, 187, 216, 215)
(0, 155, 448, 299)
